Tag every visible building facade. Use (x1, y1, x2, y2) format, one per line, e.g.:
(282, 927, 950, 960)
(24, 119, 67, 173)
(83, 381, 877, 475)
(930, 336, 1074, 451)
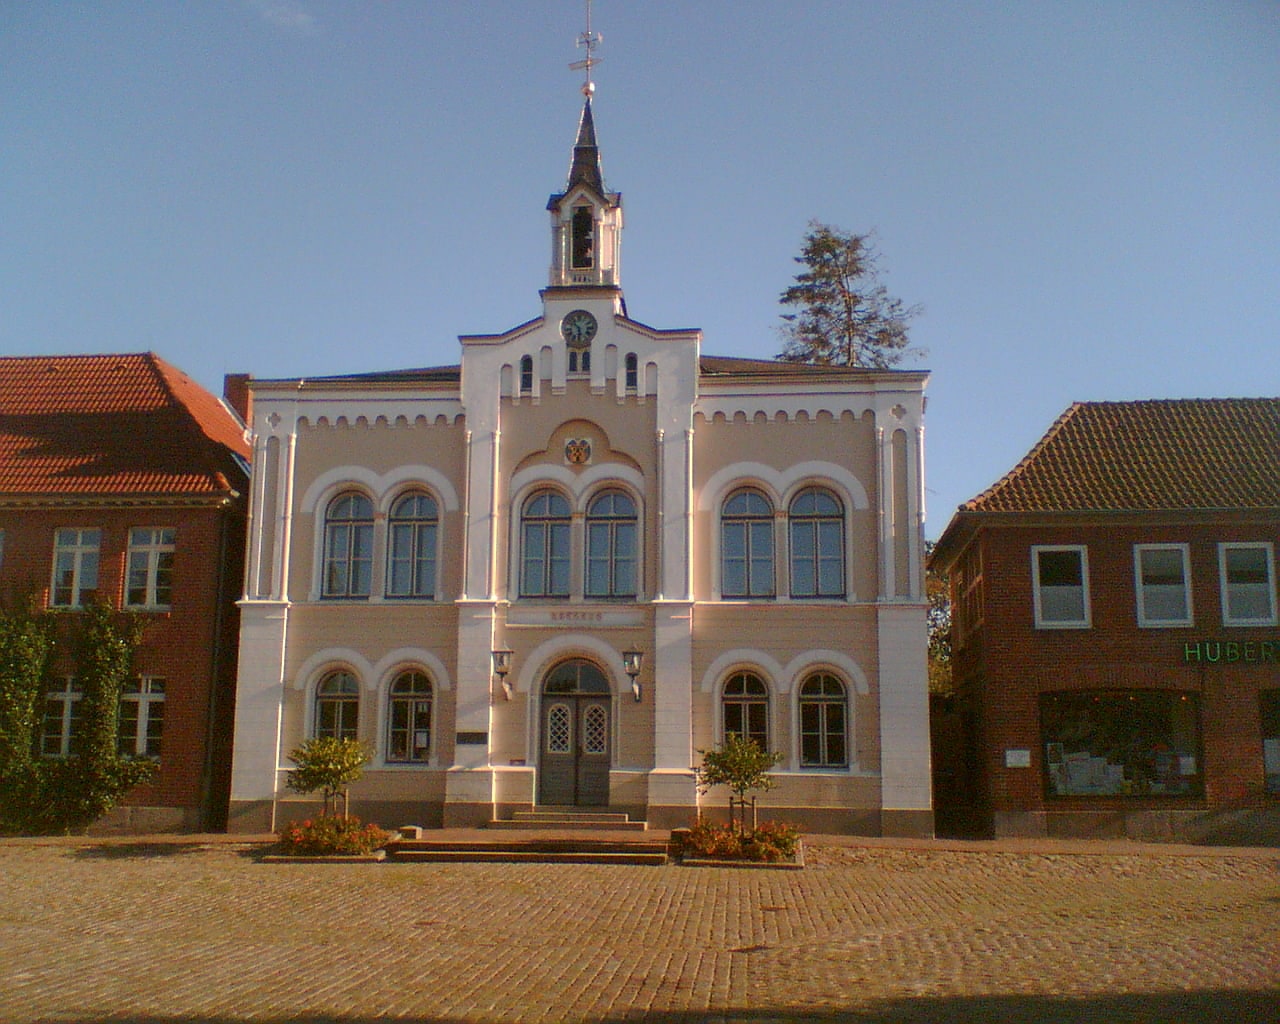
(0, 353, 250, 831)
(931, 399, 1280, 843)
(228, 99, 933, 835)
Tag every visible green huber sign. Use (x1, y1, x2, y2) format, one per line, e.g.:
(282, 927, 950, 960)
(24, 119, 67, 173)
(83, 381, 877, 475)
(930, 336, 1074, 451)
(1182, 639, 1280, 664)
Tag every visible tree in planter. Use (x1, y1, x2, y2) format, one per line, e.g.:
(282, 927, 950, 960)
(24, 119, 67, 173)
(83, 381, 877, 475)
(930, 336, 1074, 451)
(694, 734, 783, 835)
(285, 736, 373, 818)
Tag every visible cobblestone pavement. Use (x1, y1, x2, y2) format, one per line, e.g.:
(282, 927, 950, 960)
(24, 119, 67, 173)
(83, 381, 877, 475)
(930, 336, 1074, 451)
(0, 836, 1277, 1023)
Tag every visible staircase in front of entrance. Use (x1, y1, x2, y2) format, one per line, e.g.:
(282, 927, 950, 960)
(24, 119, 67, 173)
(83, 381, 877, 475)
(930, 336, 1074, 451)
(385, 810, 670, 865)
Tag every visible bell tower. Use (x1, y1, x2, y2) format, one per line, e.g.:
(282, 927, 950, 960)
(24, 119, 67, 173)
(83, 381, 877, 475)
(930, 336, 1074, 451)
(547, 4, 622, 295)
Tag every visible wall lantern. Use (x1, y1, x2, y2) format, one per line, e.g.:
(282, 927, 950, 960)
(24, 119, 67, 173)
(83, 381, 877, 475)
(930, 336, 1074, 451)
(492, 648, 514, 701)
(622, 648, 644, 703)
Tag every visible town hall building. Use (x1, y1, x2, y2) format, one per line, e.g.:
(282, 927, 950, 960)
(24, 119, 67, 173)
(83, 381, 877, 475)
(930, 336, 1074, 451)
(227, 91, 933, 836)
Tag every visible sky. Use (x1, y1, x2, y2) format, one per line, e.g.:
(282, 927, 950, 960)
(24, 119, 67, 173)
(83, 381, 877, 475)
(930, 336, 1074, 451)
(3, 1, 1277, 538)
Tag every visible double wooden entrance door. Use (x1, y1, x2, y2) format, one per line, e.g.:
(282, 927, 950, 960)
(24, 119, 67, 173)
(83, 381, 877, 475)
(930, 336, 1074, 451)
(538, 660, 612, 807)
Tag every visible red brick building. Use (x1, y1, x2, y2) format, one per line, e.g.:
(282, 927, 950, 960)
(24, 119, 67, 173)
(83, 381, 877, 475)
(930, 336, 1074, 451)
(0, 354, 250, 830)
(931, 399, 1280, 843)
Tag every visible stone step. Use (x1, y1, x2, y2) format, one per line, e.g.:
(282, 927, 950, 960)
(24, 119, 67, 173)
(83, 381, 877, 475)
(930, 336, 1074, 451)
(388, 849, 668, 866)
(489, 817, 648, 832)
(512, 810, 634, 823)
(386, 837, 670, 866)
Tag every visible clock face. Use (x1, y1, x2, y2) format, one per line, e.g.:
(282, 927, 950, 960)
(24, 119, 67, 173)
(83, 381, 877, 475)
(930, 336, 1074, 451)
(560, 309, 598, 345)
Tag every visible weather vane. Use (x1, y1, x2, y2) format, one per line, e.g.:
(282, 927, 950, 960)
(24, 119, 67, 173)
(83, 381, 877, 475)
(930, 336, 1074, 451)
(569, 0, 602, 97)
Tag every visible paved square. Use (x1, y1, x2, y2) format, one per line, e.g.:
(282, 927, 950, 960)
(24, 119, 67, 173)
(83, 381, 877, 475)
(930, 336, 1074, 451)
(0, 837, 1276, 1022)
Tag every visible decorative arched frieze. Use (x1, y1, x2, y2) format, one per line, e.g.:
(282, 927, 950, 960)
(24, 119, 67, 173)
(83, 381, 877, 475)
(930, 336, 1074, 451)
(509, 461, 645, 508)
(697, 461, 869, 512)
(300, 465, 460, 515)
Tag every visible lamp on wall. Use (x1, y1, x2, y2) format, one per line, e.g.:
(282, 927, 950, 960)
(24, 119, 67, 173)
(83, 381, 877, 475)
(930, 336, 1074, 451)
(492, 648, 514, 701)
(622, 648, 644, 702)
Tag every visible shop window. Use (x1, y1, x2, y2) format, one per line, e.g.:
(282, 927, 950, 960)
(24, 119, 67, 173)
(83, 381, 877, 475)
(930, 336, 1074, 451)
(722, 671, 770, 750)
(1219, 543, 1277, 626)
(1031, 545, 1090, 628)
(386, 492, 438, 599)
(1041, 691, 1202, 797)
(1134, 544, 1191, 627)
(315, 671, 359, 741)
(721, 489, 774, 598)
(386, 671, 433, 763)
(1262, 691, 1280, 796)
(117, 677, 164, 759)
(584, 491, 637, 598)
(789, 487, 844, 598)
(322, 493, 373, 598)
(126, 528, 176, 609)
(51, 528, 100, 608)
(799, 673, 848, 768)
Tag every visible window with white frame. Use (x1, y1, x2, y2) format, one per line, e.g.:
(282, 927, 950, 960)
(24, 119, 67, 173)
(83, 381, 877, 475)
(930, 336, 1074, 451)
(584, 490, 637, 598)
(721, 489, 775, 598)
(520, 490, 572, 598)
(386, 670, 433, 763)
(315, 670, 359, 740)
(722, 671, 770, 750)
(1219, 543, 1277, 626)
(386, 492, 438, 599)
(50, 528, 100, 608)
(1134, 544, 1192, 627)
(126, 528, 176, 609)
(322, 493, 374, 598)
(799, 673, 848, 768)
(789, 487, 845, 598)
(41, 677, 82, 757)
(118, 677, 164, 758)
(1032, 545, 1090, 628)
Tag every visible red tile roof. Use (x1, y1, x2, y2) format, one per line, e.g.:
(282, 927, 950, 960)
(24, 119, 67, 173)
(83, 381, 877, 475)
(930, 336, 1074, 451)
(0, 353, 250, 500)
(962, 399, 1280, 513)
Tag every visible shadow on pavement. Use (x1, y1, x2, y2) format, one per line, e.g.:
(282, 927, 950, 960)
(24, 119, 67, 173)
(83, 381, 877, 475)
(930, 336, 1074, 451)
(68, 841, 265, 861)
(72, 990, 1280, 1024)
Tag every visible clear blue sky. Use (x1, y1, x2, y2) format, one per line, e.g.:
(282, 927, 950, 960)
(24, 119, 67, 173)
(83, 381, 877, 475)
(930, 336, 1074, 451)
(3, 2, 1277, 538)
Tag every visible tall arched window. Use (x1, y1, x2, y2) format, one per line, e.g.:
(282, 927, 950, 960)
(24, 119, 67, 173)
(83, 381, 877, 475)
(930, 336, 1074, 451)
(624, 353, 638, 391)
(521, 491, 572, 597)
(315, 670, 359, 740)
(386, 670, 433, 763)
(722, 671, 770, 749)
(721, 489, 774, 598)
(799, 673, 848, 768)
(789, 487, 845, 598)
(519, 355, 534, 395)
(323, 492, 374, 598)
(386, 492, 438, 599)
(585, 490, 637, 598)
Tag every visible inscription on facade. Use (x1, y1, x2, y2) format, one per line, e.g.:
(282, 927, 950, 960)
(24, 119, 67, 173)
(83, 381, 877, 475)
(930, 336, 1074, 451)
(1183, 639, 1279, 664)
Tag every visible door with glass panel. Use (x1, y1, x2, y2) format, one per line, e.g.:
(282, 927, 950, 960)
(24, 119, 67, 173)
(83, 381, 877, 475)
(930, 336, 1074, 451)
(538, 660, 612, 806)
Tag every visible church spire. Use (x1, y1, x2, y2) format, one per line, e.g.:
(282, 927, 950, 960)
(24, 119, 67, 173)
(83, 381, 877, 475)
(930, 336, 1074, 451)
(567, 96, 604, 195)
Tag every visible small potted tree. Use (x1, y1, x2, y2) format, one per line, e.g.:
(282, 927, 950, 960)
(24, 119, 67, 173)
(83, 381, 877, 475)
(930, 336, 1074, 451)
(272, 737, 391, 858)
(687, 735, 801, 864)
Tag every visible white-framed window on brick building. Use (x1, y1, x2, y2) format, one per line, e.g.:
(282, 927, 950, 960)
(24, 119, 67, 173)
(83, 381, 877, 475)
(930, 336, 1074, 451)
(1031, 545, 1090, 628)
(1134, 544, 1192, 627)
(126, 528, 176, 609)
(1219, 543, 1277, 626)
(50, 528, 100, 608)
(41, 677, 82, 757)
(118, 677, 164, 759)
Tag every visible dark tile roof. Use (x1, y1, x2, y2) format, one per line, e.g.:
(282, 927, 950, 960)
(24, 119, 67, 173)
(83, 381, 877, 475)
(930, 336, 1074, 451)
(963, 398, 1280, 513)
(0, 353, 250, 499)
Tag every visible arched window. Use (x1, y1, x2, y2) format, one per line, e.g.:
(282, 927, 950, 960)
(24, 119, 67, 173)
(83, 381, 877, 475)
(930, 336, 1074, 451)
(315, 670, 359, 740)
(386, 492, 438, 599)
(799, 673, 848, 768)
(585, 490, 637, 598)
(624, 353, 638, 391)
(722, 671, 770, 749)
(721, 489, 774, 598)
(323, 492, 373, 598)
(386, 670, 433, 763)
(519, 355, 534, 395)
(789, 487, 845, 598)
(521, 491, 572, 598)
